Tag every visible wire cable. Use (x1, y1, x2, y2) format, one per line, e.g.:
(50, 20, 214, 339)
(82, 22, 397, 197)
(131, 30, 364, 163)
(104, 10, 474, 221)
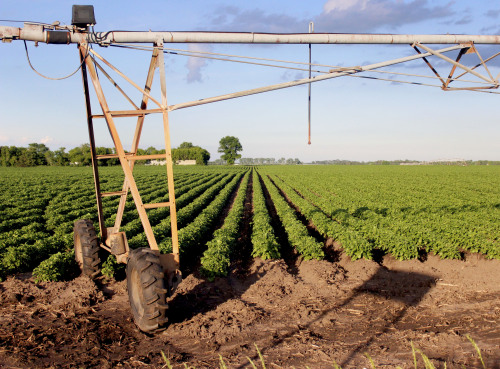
(110, 42, 494, 87)
(23, 40, 90, 80)
(0, 19, 53, 25)
(106, 43, 498, 94)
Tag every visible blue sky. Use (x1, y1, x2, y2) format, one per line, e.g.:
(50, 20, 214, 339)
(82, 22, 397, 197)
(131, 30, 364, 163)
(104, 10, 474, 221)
(1, 0, 500, 161)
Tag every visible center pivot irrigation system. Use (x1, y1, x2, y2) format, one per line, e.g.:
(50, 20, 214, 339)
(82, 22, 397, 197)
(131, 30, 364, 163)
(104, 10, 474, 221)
(2, 5, 500, 332)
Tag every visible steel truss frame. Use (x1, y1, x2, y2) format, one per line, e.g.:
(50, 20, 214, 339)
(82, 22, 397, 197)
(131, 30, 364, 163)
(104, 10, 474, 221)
(79, 42, 181, 287)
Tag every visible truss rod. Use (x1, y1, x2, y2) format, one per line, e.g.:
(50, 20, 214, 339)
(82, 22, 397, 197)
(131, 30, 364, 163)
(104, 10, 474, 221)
(416, 43, 498, 85)
(89, 48, 164, 108)
(452, 51, 500, 81)
(168, 45, 463, 112)
(112, 43, 493, 87)
(147, 45, 500, 85)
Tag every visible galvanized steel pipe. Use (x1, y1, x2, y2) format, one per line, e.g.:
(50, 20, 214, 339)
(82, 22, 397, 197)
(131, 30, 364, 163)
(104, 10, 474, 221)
(3, 24, 500, 45)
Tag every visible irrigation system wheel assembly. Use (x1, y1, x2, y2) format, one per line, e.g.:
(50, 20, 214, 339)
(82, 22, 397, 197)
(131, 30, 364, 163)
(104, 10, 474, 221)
(127, 248, 169, 333)
(73, 219, 101, 279)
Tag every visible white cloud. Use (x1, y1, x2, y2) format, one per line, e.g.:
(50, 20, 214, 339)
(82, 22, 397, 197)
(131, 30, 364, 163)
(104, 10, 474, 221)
(186, 44, 213, 83)
(40, 136, 53, 144)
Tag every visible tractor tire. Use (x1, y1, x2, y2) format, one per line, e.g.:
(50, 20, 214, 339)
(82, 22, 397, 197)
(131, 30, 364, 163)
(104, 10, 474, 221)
(126, 248, 168, 333)
(73, 219, 101, 279)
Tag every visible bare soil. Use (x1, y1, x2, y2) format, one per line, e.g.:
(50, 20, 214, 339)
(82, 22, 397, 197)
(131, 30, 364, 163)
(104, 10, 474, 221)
(0, 251, 499, 369)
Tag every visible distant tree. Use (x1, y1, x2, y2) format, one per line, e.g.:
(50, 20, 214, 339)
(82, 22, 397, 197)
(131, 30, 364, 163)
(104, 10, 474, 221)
(53, 147, 70, 166)
(96, 147, 118, 166)
(178, 142, 194, 149)
(20, 143, 50, 166)
(212, 158, 227, 165)
(68, 144, 92, 166)
(0, 146, 22, 167)
(145, 146, 160, 155)
(218, 136, 242, 165)
(240, 158, 254, 165)
(171, 142, 210, 165)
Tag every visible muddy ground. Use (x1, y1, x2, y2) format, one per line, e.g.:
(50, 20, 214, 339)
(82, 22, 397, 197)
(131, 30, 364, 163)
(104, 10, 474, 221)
(0, 250, 498, 369)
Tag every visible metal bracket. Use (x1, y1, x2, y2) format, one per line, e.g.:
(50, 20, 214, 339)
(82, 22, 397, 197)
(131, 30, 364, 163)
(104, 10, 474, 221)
(159, 253, 182, 296)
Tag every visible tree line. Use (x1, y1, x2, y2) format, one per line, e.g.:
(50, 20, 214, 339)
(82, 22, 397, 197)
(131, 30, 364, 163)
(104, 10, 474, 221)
(238, 158, 301, 165)
(0, 142, 210, 167)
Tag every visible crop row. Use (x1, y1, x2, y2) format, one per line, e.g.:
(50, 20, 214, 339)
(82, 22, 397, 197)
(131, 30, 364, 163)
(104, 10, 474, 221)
(1, 165, 499, 282)
(0, 166, 248, 280)
(258, 166, 500, 260)
(122, 172, 227, 241)
(260, 173, 324, 260)
(200, 171, 250, 279)
(269, 174, 372, 260)
(158, 171, 245, 254)
(250, 170, 280, 259)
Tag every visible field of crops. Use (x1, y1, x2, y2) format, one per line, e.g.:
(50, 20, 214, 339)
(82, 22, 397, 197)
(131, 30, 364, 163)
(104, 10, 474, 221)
(0, 164, 499, 281)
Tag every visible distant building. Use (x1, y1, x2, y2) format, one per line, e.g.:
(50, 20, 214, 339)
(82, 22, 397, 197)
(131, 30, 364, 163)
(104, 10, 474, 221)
(177, 160, 197, 165)
(146, 160, 166, 166)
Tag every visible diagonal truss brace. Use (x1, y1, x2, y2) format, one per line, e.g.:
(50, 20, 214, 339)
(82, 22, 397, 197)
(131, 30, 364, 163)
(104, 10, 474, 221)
(413, 43, 499, 91)
(166, 45, 463, 112)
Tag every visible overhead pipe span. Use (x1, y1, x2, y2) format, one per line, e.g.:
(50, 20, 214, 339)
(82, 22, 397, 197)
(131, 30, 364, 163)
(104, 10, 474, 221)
(2, 24, 500, 45)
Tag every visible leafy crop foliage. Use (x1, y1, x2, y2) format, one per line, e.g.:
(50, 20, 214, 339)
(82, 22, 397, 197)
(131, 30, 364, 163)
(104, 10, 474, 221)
(251, 170, 280, 259)
(33, 250, 77, 282)
(258, 165, 500, 261)
(200, 172, 250, 280)
(0, 165, 498, 281)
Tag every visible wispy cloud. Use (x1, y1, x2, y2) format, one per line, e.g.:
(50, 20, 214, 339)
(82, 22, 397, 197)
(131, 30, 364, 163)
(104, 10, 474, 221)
(485, 9, 500, 18)
(40, 136, 52, 145)
(210, 6, 304, 32)
(195, 1, 458, 81)
(209, 1, 455, 34)
(186, 44, 213, 83)
(315, 0, 455, 32)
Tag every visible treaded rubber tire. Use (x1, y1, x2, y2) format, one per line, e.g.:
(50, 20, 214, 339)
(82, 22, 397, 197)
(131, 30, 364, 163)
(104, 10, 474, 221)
(126, 248, 168, 333)
(73, 219, 101, 279)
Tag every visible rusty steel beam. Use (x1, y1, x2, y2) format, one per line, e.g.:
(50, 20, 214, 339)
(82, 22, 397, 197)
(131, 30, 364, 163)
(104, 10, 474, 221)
(157, 41, 180, 263)
(113, 48, 160, 232)
(79, 46, 106, 241)
(91, 109, 164, 119)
